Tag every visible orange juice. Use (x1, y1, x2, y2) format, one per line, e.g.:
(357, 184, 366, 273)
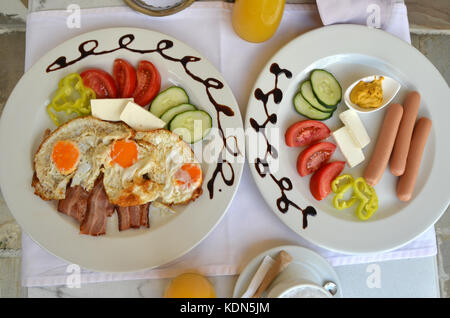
(164, 273, 216, 298)
(232, 0, 285, 43)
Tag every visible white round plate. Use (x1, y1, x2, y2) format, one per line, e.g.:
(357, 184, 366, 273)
(246, 25, 450, 254)
(233, 245, 342, 298)
(0, 28, 244, 272)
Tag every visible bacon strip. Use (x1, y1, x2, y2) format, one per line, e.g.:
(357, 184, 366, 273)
(116, 203, 150, 231)
(57, 185, 89, 223)
(80, 177, 115, 236)
(57, 176, 150, 236)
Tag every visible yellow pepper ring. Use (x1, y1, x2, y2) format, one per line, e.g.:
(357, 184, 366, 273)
(331, 174, 354, 194)
(333, 182, 357, 210)
(353, 177, 371, 198)
(331, 175, 379, 221)
(46, 73, 96, 126)
(365, 187, 379, 213)
(353, 177, 378, 221)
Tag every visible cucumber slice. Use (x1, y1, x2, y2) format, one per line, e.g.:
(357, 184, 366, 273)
(293, 92, 333, 121)
(169, 110, 212, 143)
(160, 103, 197, 124)
(310, 69, 342, 107)
(149, 86, 189, 118)
(300, 81, 335, 112)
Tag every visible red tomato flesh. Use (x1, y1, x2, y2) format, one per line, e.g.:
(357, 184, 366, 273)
(113, 59, 137, 98)
(133, 60, 161, 107)
(80, 69, 117, 99)
(285, 120, 331, 147)
(297, 142, 336, 177)
(310, 161, 345, 201)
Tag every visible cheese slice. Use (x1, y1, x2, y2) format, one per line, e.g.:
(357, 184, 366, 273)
(332, 126, 365, 168)
(91, 98, 132, 121)
(339, 109, 370, 148)
(120, 101, 166, 131)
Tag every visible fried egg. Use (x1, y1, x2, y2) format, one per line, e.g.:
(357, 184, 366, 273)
(33, 116, 133, 200)
(135, 129, 203, 205)
(33, 119, 202, 207)
(102, 139, 164, 207)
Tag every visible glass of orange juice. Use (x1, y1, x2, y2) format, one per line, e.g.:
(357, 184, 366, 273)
(232, 0, 286, 43)
(164, 273, 216, 298)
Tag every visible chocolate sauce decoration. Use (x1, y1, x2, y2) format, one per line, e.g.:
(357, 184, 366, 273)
(250, 63, 316, 229)
(46, 33, 241, 200)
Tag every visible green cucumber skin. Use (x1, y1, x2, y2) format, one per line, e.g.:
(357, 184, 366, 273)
(169, 110, 212, 144)
(299, 81, 335, 113)
(293, 92, 333, 121)
(149, 86, 189, 117)
(313, 90, 341, 108)
(298, 109, 334, 121)
(160, 103, 197, 123)
(310, 69, 342, 108)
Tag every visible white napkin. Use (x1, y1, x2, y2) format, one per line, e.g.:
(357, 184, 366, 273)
(317, 0, 409, 42)
(317, 0, 394, 27)
(21, 2, 436, 287)
(240, 255, 275, 298)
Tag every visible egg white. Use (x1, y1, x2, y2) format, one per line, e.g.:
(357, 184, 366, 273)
(33, 116, 133, 200)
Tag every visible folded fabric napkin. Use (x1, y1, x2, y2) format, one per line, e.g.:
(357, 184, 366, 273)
(317, 0, 396, 28)
(241, 255, 275, 298)
(21, 2, 435, 287)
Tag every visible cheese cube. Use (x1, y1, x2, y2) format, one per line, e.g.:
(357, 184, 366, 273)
(332, 127, 365, 168)
(91, 98, 132, 121)
(339, 109, 370, 148)
(120, 101, 166, 131)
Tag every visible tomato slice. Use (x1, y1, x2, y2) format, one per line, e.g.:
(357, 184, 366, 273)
(113, 59, 137, 98)
(297, 142, 336, 177)
(80, 69, 117, 99)
(310, 161, 345, 201)
(285, 120, 331, 147)
(133, 60, 161, 107)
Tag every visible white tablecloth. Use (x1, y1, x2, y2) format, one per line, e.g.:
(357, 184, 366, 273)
(22, 2, 436, 287)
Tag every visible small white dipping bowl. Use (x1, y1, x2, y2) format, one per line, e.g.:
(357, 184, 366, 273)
(344, 75, 401, 113)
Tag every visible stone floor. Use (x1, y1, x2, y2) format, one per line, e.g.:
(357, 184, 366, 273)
(410, 32, 450, 298)
(0, 29, 26, 298)
(0, 0, 449, 298)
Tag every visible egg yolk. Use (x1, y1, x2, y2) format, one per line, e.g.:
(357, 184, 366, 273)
(164, 273, 216, 298)
(51, 140, 80, 175)
(110, 139, 138, 168)
(175, 163, 202, 186)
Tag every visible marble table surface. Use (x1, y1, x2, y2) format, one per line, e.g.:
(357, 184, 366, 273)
(27, 256, 440, 298)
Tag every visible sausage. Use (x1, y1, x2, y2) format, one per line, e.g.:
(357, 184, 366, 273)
(390, 91, 421, 176)
(396, 117, 432, 202)
(363, 103, 403, 186)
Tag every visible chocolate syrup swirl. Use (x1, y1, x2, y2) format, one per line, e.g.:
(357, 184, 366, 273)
(250, 63, 316, 229)
(46, 33, 240, 199)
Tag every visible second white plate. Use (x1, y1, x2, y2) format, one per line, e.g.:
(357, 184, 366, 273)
(245, 24, 450, 254)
